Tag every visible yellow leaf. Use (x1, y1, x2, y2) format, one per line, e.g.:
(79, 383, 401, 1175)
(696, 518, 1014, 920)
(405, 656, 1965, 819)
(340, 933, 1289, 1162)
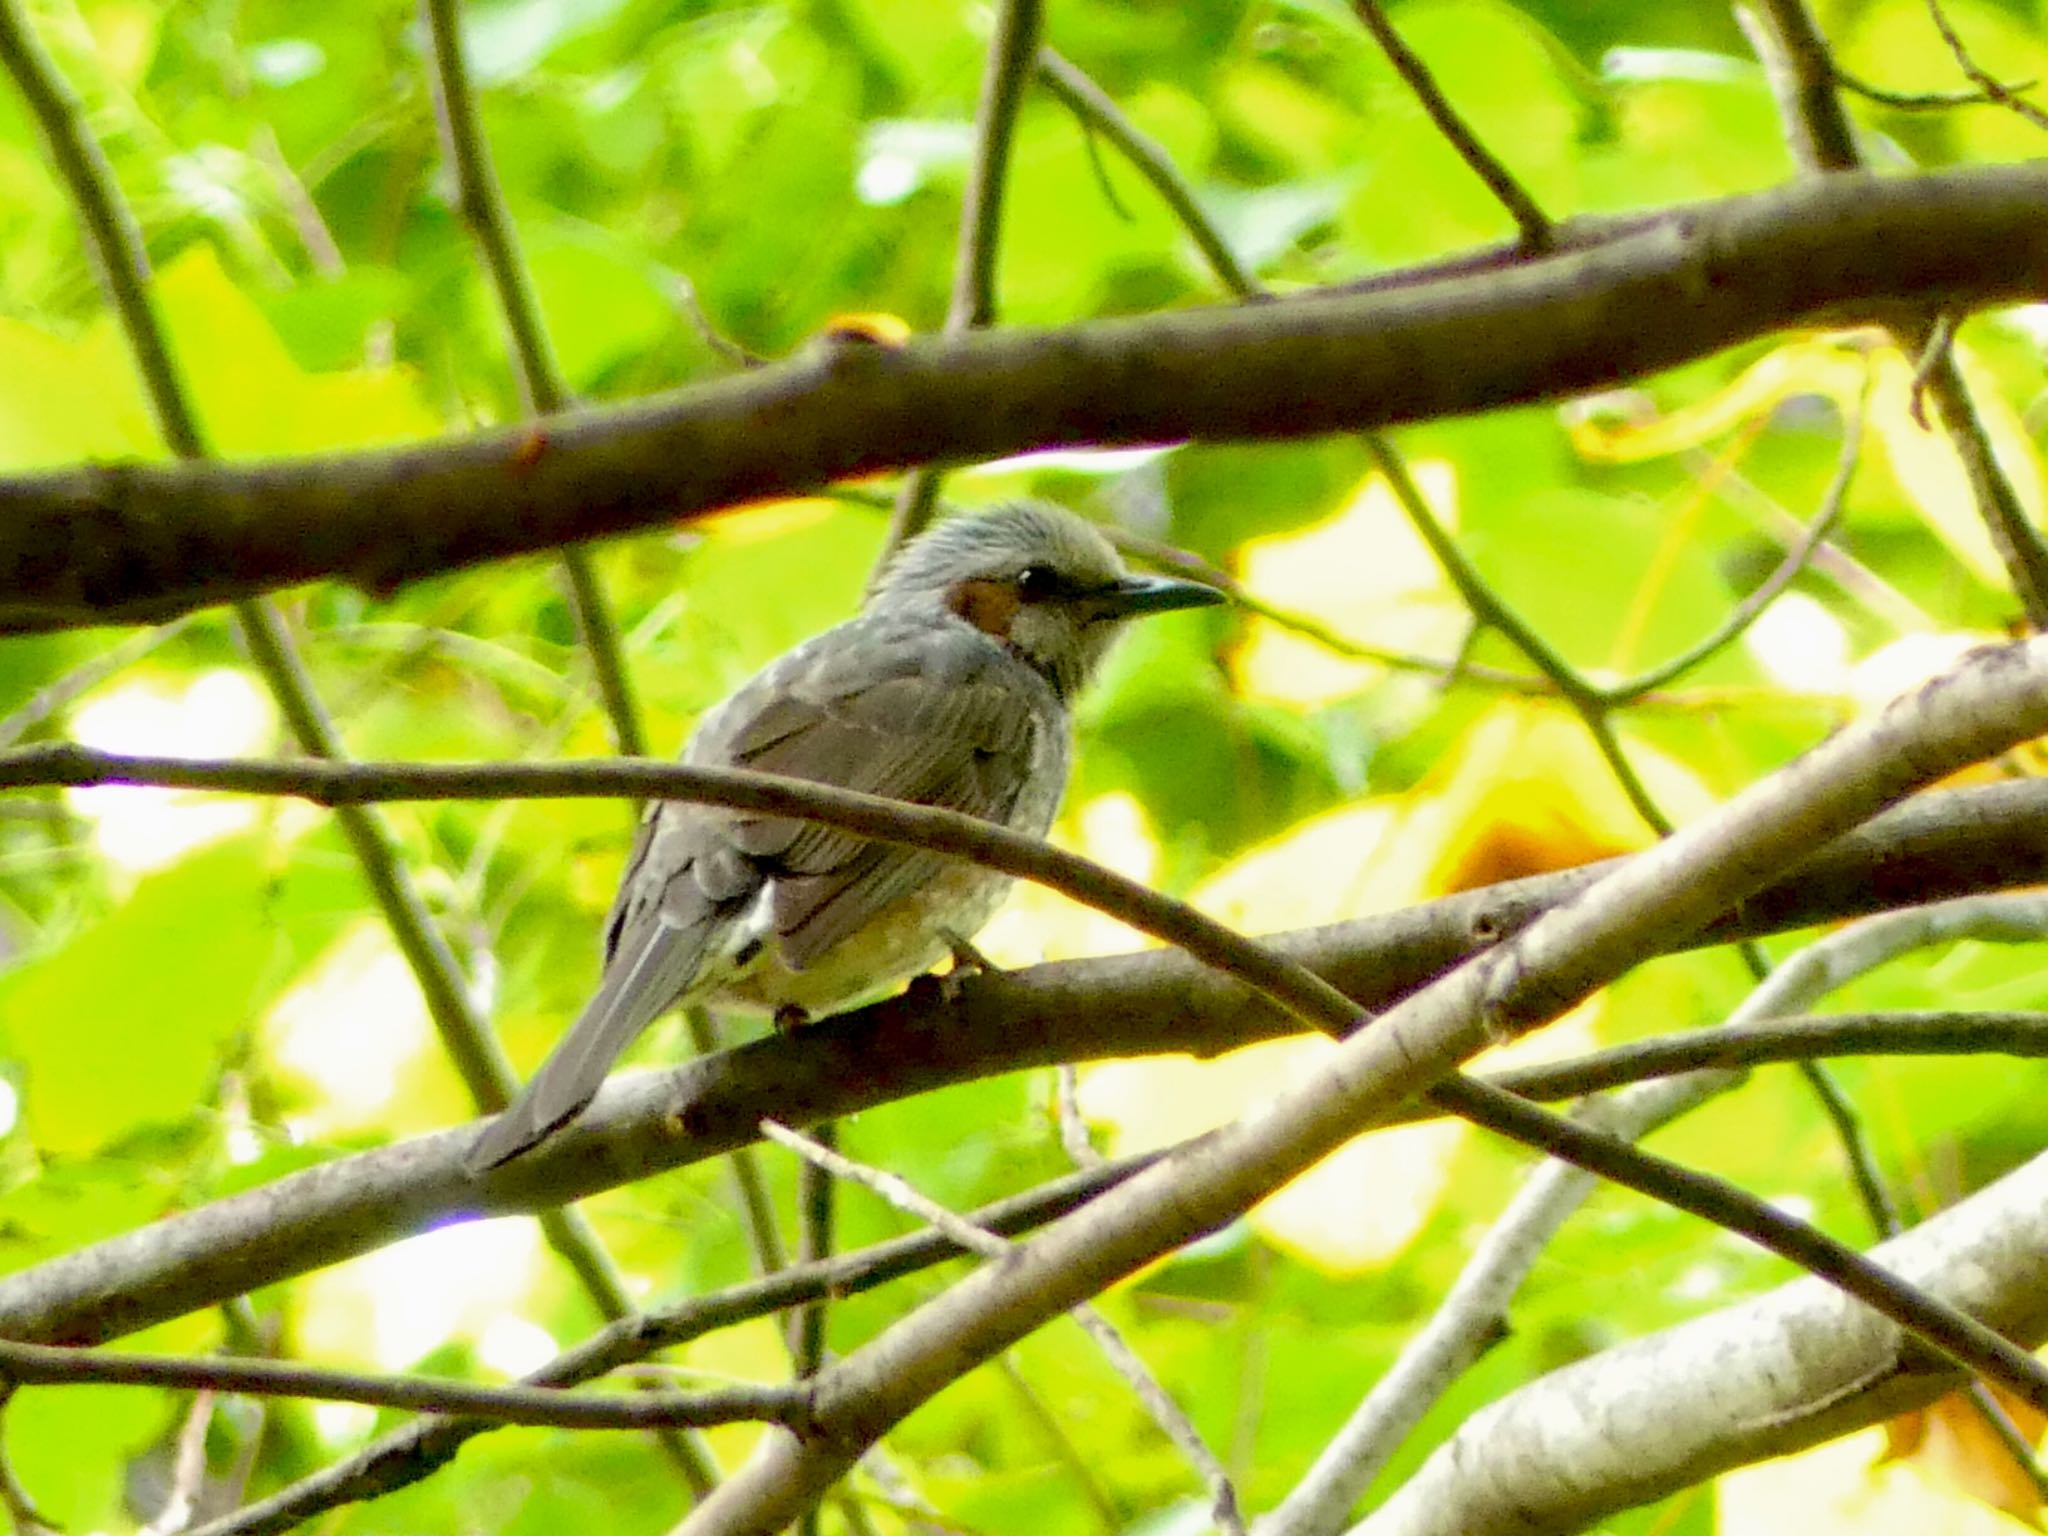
(1883, 1386, 2048, 1523)
(0, 315, 154, 468)
(1567, 328, 2044, 593)
(1230, 460, 1466, 707)
(1717, 1425, 2040, 1536)
(1569, 335, 1871, 463)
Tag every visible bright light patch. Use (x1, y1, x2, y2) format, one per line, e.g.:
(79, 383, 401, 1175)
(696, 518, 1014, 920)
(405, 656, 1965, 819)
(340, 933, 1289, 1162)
(855, 151, 919, 206)
(1852, 633, 1987, 712)
(1669, 1259, 1730, 1302)
(299, 1217, 544, 1372)
(1231, 461, 1468, 707)
(0, 1078, 18, 1138)
(65, 669, 275, 873)
(1717, 1423, 2031, 1536)
(477, 1313, 561, 1379)
(977, 793, 1159, 967)
(268, 924, 432, 1134)
(311, 1401, 376, 1447)
(2003, 304, 2048, 348)
(967, 445, 1175, 477)
(1743, 592, 1850, 695)
(1767, 1192, 1816, 1223)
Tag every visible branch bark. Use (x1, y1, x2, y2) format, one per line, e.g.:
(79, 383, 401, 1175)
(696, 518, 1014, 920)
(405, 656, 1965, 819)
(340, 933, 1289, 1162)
(2, 760, 2048, 1346)
(1352, 1150, 2048, 1536)
(4, 163, 2048, 629)
(671, 638, 2048, 1536)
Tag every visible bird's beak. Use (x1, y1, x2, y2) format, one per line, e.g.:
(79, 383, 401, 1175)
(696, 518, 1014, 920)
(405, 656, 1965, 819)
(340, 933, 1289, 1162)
(1093, 574, 1229, 619)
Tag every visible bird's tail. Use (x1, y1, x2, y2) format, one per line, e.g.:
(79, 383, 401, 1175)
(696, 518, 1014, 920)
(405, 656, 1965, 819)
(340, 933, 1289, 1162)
(464, 920, 713, 1174)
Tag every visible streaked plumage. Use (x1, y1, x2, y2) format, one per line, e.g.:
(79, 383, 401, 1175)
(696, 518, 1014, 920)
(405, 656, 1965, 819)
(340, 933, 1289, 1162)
(466, 502, 1224, 1172)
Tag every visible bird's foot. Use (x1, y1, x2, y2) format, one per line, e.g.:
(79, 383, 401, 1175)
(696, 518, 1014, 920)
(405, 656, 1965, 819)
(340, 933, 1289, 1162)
(905, 929, 1001, 1008)
(940, 928, 999, 979)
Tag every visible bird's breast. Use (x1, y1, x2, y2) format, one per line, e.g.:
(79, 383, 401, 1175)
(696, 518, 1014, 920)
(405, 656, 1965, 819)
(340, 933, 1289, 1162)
(713, 721, 1066, 1016)
(710, 857, 1018, 1015)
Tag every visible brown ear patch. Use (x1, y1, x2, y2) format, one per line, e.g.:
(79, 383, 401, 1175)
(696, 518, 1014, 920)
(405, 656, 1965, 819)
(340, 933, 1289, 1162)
(947, 577, 1021, 638)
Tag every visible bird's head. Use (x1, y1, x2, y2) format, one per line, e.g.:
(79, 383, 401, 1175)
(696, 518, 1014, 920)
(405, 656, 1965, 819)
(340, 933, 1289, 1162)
(871, 501, 1227, 699)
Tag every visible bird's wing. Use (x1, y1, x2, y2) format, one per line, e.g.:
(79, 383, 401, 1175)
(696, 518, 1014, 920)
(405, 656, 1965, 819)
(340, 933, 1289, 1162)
(466, 619, 1051, 1174)
(464, 800, 753, 1173)
(715, 624, 1048, 968)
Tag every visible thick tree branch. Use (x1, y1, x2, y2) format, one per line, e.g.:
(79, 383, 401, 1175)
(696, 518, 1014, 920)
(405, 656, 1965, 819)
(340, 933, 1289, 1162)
(3, 758, 2048, 1349)
(194, 1154, 1163, 1535)
(4, 163, 2048, 630)
(1353, 1150, 2048, 1536)
(672, 640, 2048, 1536)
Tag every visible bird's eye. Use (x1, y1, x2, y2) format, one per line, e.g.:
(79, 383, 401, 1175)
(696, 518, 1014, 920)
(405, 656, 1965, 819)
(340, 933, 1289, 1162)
(1015, 564, 1062, 601)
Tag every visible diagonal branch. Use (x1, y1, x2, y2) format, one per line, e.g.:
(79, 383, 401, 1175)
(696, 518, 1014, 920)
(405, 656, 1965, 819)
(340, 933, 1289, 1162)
(879, 0, 1044, 557)
(7, 755, 2048, 1347)
(1349, 0, 1551, 248)
(418, 0, 647, 756)
(600, 636, 2048, 1533)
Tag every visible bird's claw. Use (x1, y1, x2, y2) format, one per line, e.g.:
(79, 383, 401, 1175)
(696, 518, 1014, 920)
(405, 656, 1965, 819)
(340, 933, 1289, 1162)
(940, 928, 999, 978)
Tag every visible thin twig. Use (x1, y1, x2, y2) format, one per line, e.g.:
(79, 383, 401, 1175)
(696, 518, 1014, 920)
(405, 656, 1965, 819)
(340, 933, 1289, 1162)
(141, 1388, 215, 1536)
(1054, 1063, 1102, 1168)
(1349, 0, 1551, 249)
(876, 0, 1044, 562)
(1481, 1009, 2048, 1103)
(1365, 435, 1674, 835)
(1919, 356, 2048, 626)
(761, 1121, 1247, 1535)
(1609, 386, 1866, 700)
(664, 266, 765, 369)
(1684, 445, 1934, 632)
(1737, 2, 1860, 170)
(1963, 1381, 2048, 1502)
(418, 0, 647, 759)
(0, 1335, 809, 1429)
(190, 1153, 1162, 1535)
(1034, 48, 1259, 297)
(684, 1009, 789, 1276)
(1924, 0, 2048, 132)
(1733, 926, 1903, 1241)
(790, 1120, 837, 1383)
(1907, 313, 1956, 428)
(1831, 61, 2035, 110)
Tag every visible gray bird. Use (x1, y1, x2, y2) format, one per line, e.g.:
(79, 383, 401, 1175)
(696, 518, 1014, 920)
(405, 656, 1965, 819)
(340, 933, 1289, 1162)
(466, 501, 1225, 1171)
